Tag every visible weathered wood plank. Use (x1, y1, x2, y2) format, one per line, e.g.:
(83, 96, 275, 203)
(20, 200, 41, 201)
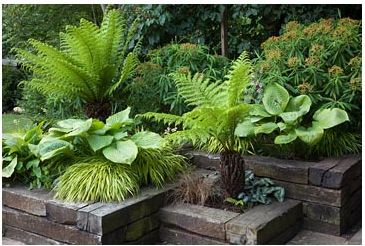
(159, 226, 226, 245)
(3, 225, 63, 245)
(3, 206, 101, 244)
(244, 155, 313, 184)
(303, 218, 341, 236)
(274, 180, 342, 207)
(322, 155, 361, 189)
(77, 185, 174, 235)
(46, 199, 90, 225)
(225, 199, 302, 244)
(309, 158, 340, 186)
(2, 186, 53, 216)
(160, 203, 239, 240)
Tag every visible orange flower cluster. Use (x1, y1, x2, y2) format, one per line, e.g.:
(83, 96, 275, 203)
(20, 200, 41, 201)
(348, 56, 361, 67)
(178, 66, 190, 75)
(265, 49, 282, 60)
(328, 65, 344, 75)
(287, 56, 300, 67)
(310, 44, 324, 55)
(285, 21, 300, 32)
(180, 43, 198, 50)
(305, 56, 320, 66)
(298, 82, 313, 94)
(349, 77, 361, 91)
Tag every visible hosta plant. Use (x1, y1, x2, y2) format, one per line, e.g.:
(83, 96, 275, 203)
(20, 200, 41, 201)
(234, 82, 350, 146)
(15, 9, 140, 120)
(256, 18, 361, 156)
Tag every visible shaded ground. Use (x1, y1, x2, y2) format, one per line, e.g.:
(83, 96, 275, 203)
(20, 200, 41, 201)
(2, 113, 32, 133)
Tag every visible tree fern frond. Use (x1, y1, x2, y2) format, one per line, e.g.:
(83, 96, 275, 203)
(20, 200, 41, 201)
(171, 72, 226, 107)
(108, 52, 139, 95)
(141, 112, 183, 126)
(119, 18, 140, 64)
(225, 51, 252, 107)
(165, 128, 211, 148)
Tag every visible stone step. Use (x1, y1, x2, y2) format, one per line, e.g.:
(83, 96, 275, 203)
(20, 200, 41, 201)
(287, 230, 347, 245)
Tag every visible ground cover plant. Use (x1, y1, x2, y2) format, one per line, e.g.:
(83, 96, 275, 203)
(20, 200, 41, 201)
(2, 108, 187, 201)
(15, 9, 140, 121)
(143, 52, 349, 199)
(255, 18, 361, 157)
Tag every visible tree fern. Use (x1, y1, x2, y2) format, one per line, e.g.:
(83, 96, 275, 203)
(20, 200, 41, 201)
(15, 9, 141, 120)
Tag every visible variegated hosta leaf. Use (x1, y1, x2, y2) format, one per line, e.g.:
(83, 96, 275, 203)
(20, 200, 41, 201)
(234, 120, 255, 137)
(295, 124, 324, 145)
(274, 130, 297, 144)
(313, 108, 349, 129)
(262, 83, 289, 115)
(38, 139, 73, 161)
(102, 140, 138, 164)
(131, 131, 165, 149)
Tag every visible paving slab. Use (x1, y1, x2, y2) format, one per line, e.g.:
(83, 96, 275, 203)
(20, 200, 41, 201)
(347, 229, 362, 245)
(287, 230, 347, 245)
(2, 237, 25, 245)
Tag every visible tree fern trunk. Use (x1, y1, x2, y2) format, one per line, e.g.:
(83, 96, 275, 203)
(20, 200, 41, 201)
(84, 100, 111, 121)
(220, 151, 245, 198)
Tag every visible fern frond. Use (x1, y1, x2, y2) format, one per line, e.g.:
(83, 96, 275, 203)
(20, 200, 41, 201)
(171, 72, 226, 107)
(225, 51, 252, 107)
(165, 128, 211, 148)
(141, 112, 183, 126)
(108, 52, 139, 95)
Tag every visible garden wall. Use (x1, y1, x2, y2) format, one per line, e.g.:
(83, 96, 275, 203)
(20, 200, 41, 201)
(2, 185, 173, 244)
(187, 151, 362, 236)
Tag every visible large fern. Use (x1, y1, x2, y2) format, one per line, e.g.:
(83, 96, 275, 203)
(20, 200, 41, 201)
(15, 9, 140, 119)
(142, 52, 254, 153)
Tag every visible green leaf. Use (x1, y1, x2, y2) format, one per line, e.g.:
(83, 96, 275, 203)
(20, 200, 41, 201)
(274, 131, 297, 144)
(263, 83, 289, 115)
(295, 124, 324, 145)
(277, 122, 287, 131)
(64, 118, 93, 137)
(33, 166, 42, 178)
(250, 105, 271, 117)
(234, 120, 255, 137)
(86, 135, 114, 152)
(313, 108, 349, 129)
(102, 140, 138, 164)
(28, 144, 39, 157)
(57, 119, 86, 129)
(285, 95, 311, 115)
(38, 139, 73, 161)
(254, 122, 278, 135)
(112, 131, 128, 141)
(131, 131, 165, 149)
(279, 111, 301, 124)
(106, 107, 132, 126)
(26, 159, 40, 170)
(2, 156, 17, 178)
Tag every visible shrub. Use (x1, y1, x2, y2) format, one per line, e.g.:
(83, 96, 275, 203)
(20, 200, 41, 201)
(255, 18, 362, 157)
(2, 65, 26, 112)
(15, 9, 140, 121)
(126, 43, 230, 116)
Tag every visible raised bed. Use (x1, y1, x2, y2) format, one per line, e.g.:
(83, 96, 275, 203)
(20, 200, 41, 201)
(160, 199, 302, 244)
(2, 185, 173, 245)
(186, 150, 362, 236)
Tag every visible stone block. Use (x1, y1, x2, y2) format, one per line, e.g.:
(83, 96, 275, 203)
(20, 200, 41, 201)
(3, 206, 101, 244)
(46, 198, 90, 225)
(160, 203, 239, 240)
(274, 180, 342, 206)
(303, 202, 341, 225)
(225, 199, 302, 244)
(321, 155, 361, 189)
(188, 151, 221, 170)
(77, 186, 173, 235)
(3, 225, 63, 245)
(159, 226, 226, 245)
(2, 186, 53, 216)
(244, 155, 313, 184)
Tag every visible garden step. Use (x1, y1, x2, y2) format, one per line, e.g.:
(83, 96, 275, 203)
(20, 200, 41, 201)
(3, 225, 63, 245)
(159, 199, 302, 244)
(287, 230, 347, 245)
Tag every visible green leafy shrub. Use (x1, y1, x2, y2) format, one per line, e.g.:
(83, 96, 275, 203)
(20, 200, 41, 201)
(255, 18, 361, 157)
(127, 43, 230, 116)
(2, 65, 27, 112)
(2, 108, 187, 202)
(15, 9, 140, 120)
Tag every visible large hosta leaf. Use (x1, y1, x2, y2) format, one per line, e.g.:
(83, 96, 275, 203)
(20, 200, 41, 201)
(235, 120, 255, 137)
(295, 124, 324, 145)
(65, 119, 93, 137)
(86, 135, 114, 152)
(313, 108, 349, 129)
(51, 118, 92, 137)
(279, 111, 301, 124)
(2, 156, 17, 178)
(102, 140, 138, 164)
(274, 131, 297, 144)
(131, 131, 165, 149)
(38, 139, 73, 161)
(285, 95, 311, 115)
(263, 83, 289, 115)
(254, 122, 278, 135)
(106, 107, 132, 126)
